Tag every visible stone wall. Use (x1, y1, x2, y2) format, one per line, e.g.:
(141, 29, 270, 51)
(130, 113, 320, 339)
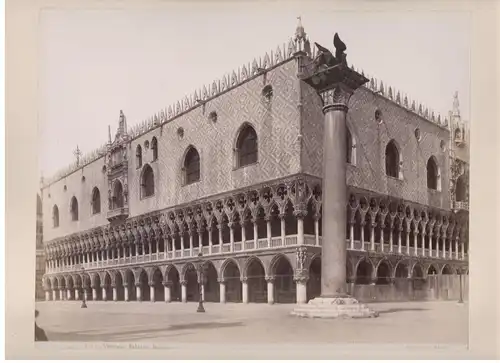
(300, 83, 451, 209)
(348, 275, 468, 303)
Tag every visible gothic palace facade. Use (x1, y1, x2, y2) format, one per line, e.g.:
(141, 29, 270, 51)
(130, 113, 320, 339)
(41, 23, 469, 304)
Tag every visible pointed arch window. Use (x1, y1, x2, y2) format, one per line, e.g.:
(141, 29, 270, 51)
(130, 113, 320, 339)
(141, 164, 155, 198)
(426, 156, 441, 191)
(151, 137, 158, 161)
(236, 124, 258, 168)
(455, 175, 466, 202)
(385, 140, 401, 178)
(70, 196, 79, 221)
(184, 147, 200, 184)
(136, 145, 143, 168)
(91, 187, 101, 214)
(52, 205, 59, 228)
(113, 181, 124, 209)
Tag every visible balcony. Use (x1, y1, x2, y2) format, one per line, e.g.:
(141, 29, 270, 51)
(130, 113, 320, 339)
(46, 233, 468, 275)
(107, 206, 129, 222)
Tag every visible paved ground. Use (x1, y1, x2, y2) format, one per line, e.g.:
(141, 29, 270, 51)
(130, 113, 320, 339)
(35, 300, 468, 345)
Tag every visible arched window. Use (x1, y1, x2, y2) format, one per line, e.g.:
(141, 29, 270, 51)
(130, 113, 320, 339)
(184, 147, 200, 184)
(426, 157, 440, 190)
(141, 164, 155, 198)
(70, 196, 79, 221)
(385, 140, 400, 178)
(136, 145, 142, 168)
(236, 124, 258, 168)
(52, 205, 59, 228)
(346, 127, 357, 165)
(151, 137, 158, 161)
(455, 175, 466, 202)
(113, 181, 124, 209)
(91, 187, 101, 214)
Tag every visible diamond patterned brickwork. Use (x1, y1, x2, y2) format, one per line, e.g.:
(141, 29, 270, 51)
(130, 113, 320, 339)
(43, 60, 302, 241)
(300, 84, 451, 209)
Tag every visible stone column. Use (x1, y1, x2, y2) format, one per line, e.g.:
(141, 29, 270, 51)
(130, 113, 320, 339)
(397, 226, 403, 254)
(150, 283, 155, 302)
(229, 223, 235, 252)
(241, 278, 249, 304)
(421, 231, 426, 257)
(461, 240, 465, 260)
(112, 285, 117, 301)
(405, 225, 411, 255)
(136, 283, 142, 302)
(266, 277, 275, 304)
(189, 230, 194, 256)
(45, 290, 50, 301)
(92, 287, 97, 301)
(280, 214, 286, 246)
(291, 48, 376, 318)
(180, 234, 185, 255)
(266, 217, 272, 246)
(295, 212, 305, 245)
(349, 221, 355, 250)
(241, 221, 247, 251)
(413, 229, 419, 256)
(442, 237, 446, 259)
(370, 221, 376, 251)
(84, 289, 89, 302)
(67, 289, 72, 300)
(102, 286, 107, 301)
(52, 289, 57, 301)
(124, 286, 129, 302)
(163, 282, 171, 303)
(218, 278, 226, 303)
(314, 215, 320, 246)
(389, 223, 394, 252)
(59, 289, 64, 301)
(436, 232, 441, 257)
(218, 225, 223, 248)
(379, 221, 384, 253)
(252, 219, 258, 246)
(75, 288, 80, 301)
(181, 280, 187, 303)
(295, 276, 308, 304)
(360, 221, 365, 251)
(208, 227, 213, 254)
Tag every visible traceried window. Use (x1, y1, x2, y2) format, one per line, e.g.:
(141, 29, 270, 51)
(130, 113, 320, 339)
(52, 205, 59, 228)
(136, 145, 143, 168)
(151, 137, 158, 161)
(427, 157, 440, 190)
(385, 140, 400, 178)
(184, 147, 200, 184)
(113, 181, 124, 209)
(91, 187, 101, 214)
(70, 196, 79, 221)
(141, 164, 155, 198)
(236, 124, 258, 168)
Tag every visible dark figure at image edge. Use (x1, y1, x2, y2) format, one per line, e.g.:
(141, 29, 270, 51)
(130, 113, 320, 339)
(34, 309, 48, 341)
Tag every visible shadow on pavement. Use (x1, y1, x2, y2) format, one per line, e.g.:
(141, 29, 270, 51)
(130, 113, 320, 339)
(376, 308, 428, 315)
(168, 321, 244, 331)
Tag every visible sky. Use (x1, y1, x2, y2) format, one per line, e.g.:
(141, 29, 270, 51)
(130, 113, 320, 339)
(38, 3, 471, 179)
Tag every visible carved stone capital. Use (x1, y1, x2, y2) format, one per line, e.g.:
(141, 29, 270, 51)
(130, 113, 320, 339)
(162, 281, 172, 287)
(217, 277, 227, 284)
(180, 280, 187, 286)
(265, 276, 275, 283)
(320, 85, 354, 113)
(240, 277, 248, 283)
(294, 275, 309, 284)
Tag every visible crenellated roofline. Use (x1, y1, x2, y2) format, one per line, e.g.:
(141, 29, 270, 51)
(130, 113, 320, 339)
(41, 18, 453, 189)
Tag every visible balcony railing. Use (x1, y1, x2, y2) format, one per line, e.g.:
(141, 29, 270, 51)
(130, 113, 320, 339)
(47, 234, 468, 274)
(453, 200, 469, 211)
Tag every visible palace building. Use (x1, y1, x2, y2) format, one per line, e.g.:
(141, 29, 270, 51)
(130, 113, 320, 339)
(40, 21, 469, 305)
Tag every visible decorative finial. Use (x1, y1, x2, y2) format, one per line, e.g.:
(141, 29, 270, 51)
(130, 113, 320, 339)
(108, 125, 112, 144)
(453, 91, 460, 117)
(73, 145, 82, 166)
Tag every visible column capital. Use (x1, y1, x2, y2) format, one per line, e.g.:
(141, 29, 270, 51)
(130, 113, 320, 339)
(180, 279, 188, 286)
(217, 277, 227, 284)
(320, 85, 354, 113)
(265, 276, 275, 283)
(293, 275, 309, 284)
(134, 282, 141, 287)
(162, 281, 172, 287)
(240, 277, 248, 283)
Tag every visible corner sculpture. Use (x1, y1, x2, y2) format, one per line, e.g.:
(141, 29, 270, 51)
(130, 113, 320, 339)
(292, 34, 378, 319)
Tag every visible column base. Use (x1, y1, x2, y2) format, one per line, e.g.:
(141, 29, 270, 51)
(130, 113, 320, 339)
(291, 296, 379, 319)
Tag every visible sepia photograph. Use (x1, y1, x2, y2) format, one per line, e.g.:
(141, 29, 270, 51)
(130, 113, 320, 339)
(5, 0, 499, 360)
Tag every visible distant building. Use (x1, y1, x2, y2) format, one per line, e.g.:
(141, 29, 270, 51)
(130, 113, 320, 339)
(41, 20, 468, 304)
(35, 194, 45, 300)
